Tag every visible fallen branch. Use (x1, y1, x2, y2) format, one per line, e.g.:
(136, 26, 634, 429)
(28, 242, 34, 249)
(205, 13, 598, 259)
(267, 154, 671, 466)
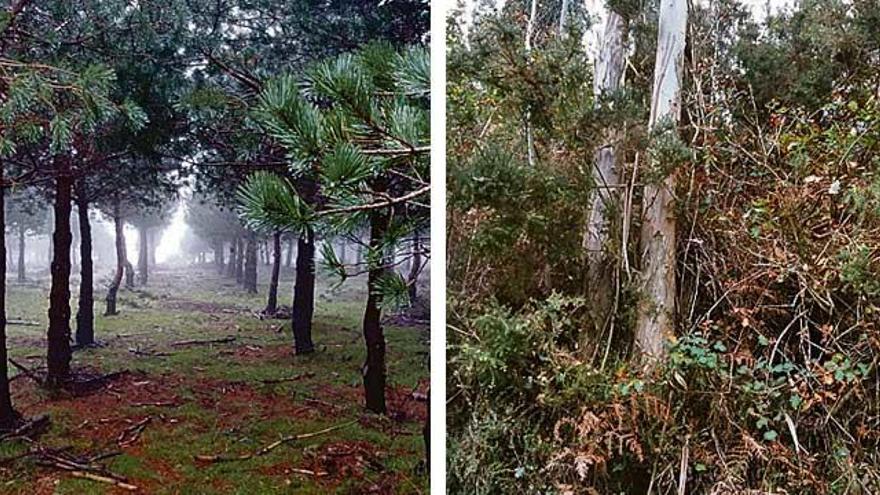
(69, 470, 139, 491)
(128, 347, 172, 358)
(171, 336, 236, 347)
(0, 414, 50, 441)
(7, 319, 40, 326)
(195, 420, 357, 463)
(117, 417, 151, 447)
(130, 400, 179, 408)
(8, 358, 43, 385)
(260, 372, 315, 384)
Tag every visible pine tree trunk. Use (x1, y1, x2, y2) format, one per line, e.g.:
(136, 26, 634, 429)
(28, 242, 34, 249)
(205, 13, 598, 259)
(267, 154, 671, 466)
(363, 204, 390, 414)
(291, 229, 315, 354)
(47, 157, 73, 387)
(16, 224, 25, 282)
(244, 232, 258, 293)
(105, 206, 125, 316)
(407, 230, 422, 303)
(0, 165, 20, 429)
(635, 0, 688, 363)
(265, 231, 281, 314)
(226, 238, 236, 277)
(235, 237, 244, 284)
(75, 187, 94, 347)
(584, 11, 626, 345)
(285, 237, 293, 268)
(215, 240, 224, 273)
(137, 226, 148, 286)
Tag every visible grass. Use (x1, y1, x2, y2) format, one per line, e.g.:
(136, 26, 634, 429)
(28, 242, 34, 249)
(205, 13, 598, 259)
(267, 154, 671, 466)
(0, 264, 429, 494)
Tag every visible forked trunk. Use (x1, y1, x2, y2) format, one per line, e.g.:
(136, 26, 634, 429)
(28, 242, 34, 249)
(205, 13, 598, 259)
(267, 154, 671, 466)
(105, 206, 126, 316)
(47, 157, 73, 387)
(0, 164, 20, 429)
(75, 186, 94, 347)
(363, 204, 391, 414)
(265, 231, 281, 314)
(291, 229, 315, 354)
(635, 0, 688, 364)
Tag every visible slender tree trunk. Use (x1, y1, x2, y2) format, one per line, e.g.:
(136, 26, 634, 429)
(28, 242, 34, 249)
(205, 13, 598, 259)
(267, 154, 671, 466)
(226, 239, 236, 277)
(16, 224, 25, 282)
(558, 0, 569, 34)
(285, 237, 293, 267)
(75, 187, 94, 347)
(235, 237, 244, 284)
(265, 231, 281, 314)
(584, 11, 626, 344)
(47, 157, 73, 387)
(215, 240, 225, 273)
(291, 229, 315, 354)
(137, 226, 148, 286)
(363, 203, 390, 414)
(149, 235, 156, 267)
(105, 205, 125, 316)
(0, 165, 20, 429)
(635, 0, 687, 363)
(407, 230, 422, 303)
(524, 0, 538, 167)
(244, 232, 258, 293)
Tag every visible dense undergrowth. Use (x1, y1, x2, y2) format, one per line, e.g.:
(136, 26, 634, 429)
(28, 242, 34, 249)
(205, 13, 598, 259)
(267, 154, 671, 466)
(447, 1, 880, 493)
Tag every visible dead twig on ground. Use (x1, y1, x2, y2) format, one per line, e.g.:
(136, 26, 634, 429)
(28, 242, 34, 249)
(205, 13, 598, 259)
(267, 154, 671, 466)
(117, 417, 151, 447)
(8, 358, 43, 385)
(171, 336, 236, 346)
(194, 420, 357, 463)
(260, 372, 315, 384)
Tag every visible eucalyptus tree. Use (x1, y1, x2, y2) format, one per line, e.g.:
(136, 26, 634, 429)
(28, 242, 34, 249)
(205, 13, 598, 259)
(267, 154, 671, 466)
(240, 43, 430, 414)
(635, 0, 688, 363)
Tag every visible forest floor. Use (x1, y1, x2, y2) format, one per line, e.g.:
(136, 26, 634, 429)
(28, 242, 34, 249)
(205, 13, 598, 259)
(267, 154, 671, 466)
(0, 264, 429, 494)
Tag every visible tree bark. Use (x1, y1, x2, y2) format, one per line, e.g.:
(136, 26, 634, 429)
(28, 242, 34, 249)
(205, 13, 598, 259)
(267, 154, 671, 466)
(215, 239, 224, 273)
(635, 0, 687, 363)
(235, 237, 244, 284)
(285, 237, 293, 267)
(265, 231, 281, 314)
(291, 229, 315, 354)
(407, 230, 422, 303)
(244, 232, 258, 293)
(47, 157, 73, 387)
(226, 238, 237, 277)
(75, 186, 94, 347)
(105, 205, 126, 316)
(524, 0, 538, 167)
(16, 224, 25, 282)
(0, 164, 20, 429)
(584, 11, 627, 345)
(137, 226, 148, 286)
(363, 204, 390, 414)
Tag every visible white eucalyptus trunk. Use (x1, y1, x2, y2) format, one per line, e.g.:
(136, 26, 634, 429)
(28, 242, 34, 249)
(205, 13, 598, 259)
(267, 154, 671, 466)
(584, 11, 626, 342)
(635, 0, 687, 362)
(558, 0, 569, 34)
(525, 0, 538, 166)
